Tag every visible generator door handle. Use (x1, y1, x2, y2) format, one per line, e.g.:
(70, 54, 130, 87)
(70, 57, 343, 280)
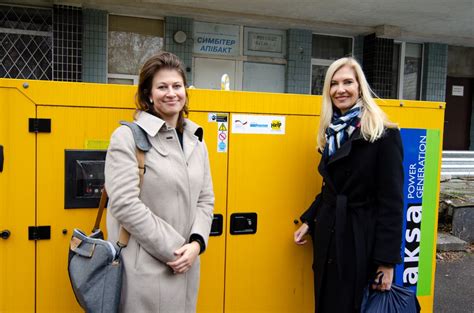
(230, 213, 257, 235)
(0, 145, 3, 172)
(210, 214, 223, 236)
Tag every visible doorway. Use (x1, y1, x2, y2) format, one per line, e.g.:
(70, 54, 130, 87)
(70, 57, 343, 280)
(443, 77, 473, 150)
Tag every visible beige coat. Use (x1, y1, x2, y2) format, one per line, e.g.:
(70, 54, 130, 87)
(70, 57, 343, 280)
(105, 111, 214, 313)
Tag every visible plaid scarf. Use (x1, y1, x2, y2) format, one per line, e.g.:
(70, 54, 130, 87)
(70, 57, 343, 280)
(324, 101, 362, 158)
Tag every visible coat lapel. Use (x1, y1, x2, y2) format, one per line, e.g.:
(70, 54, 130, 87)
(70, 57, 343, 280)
(326, 127, 363, 166)
(318, 156, 336, 192)
(134, 111, 169, 156)
(183, 130, 199, 161)
(319, 128, 364, 192)
(134, 114, 204, 161)
(182, 119, 204, 162)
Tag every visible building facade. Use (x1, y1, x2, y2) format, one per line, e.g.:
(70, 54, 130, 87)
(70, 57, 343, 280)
(1, 2, 473, 149)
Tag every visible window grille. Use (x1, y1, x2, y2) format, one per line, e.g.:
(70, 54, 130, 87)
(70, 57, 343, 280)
(0, 5, 53, 80)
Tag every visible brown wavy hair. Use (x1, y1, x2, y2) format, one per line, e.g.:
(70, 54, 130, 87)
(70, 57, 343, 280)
(135, 51, 189, 131)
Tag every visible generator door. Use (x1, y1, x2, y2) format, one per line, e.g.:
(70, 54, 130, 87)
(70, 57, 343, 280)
(225, 114, 321, 313)
(35, 105, 134, 312)
(0, 86, 36, 312)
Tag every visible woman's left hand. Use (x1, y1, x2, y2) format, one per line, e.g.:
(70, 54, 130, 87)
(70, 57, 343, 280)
(372, 265, 394, 291)
(167, 242, 200, 274)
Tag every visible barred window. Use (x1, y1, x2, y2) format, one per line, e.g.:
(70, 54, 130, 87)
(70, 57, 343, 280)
(0, 5, 53, 80)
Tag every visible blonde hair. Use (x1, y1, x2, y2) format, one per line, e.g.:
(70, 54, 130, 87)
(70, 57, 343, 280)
(317, 57, 397, 152)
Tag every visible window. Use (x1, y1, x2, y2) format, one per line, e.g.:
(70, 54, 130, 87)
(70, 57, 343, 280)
(0, 5, 53, 80)
(108, 15, 164, 84)
(311, 60, 331, 95)
(311, 34, 353, 95)
(391, 42, 423, 100)
(312, 34, 353, 61)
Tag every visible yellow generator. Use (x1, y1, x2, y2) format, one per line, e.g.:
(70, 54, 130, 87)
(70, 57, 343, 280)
(0, 79, 444, 312)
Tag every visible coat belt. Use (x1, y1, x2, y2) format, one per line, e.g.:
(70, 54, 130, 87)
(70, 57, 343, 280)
(321, 191, 371, 279)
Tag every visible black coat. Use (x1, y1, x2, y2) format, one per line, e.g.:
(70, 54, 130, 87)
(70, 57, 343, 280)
(301, 127, 404, 313)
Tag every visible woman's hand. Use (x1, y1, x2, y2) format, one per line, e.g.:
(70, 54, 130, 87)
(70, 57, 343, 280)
(294, 223, 310, 245)
(372, 265, 394, 291)
(166, 241, 200, 274)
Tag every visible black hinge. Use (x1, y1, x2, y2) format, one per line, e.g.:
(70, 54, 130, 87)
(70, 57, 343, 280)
(29, 118, 51, 133)
(28, 226, 51, 240)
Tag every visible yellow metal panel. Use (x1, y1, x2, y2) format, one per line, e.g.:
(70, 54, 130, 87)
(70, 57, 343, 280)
(0, 79, 443, 112)
(0, 87, 36, 312)
(418, 295, 434, 313)
(382, 106, 445, 130)
(36, 106, 135, 312)
(189, 112, 227, 313)
(0, 79, 137, 109)
(225, 114, 320, 313)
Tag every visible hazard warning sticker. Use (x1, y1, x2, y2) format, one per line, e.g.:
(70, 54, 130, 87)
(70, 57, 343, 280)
(214, 114, 229, 153)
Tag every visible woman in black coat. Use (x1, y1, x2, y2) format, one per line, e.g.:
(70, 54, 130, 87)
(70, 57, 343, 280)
(294, 57, 403, 313)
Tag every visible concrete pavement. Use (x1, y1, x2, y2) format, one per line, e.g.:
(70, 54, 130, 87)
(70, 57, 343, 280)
(434, 249, 474, 313)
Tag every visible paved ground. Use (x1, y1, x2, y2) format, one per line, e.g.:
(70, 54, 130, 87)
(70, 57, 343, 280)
(440, 177, 474, 205)
(434, 178, 474, 312)
(434, 248, 474, 313)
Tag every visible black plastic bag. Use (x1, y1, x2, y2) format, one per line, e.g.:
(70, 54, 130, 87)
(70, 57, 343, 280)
(361, 283, 421, 313)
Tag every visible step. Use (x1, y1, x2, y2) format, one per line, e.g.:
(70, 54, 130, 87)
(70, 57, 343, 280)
(437, 232, 468, 252)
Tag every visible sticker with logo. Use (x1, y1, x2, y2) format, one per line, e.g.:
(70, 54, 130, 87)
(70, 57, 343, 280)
(232, 114, 285, 135)
(271, 120, 282, 131)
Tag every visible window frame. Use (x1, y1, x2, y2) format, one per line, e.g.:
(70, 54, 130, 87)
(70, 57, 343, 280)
(394, 41, 424, 100)
(107, 73, 139, 85)
(309, 33, 354, 94)
(106, 13, 164, 85)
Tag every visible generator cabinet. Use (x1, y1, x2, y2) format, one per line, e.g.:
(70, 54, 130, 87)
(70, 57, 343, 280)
(0, 79, 444, 312)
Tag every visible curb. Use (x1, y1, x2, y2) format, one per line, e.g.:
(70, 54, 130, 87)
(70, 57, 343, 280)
(437, 232, 468, 252)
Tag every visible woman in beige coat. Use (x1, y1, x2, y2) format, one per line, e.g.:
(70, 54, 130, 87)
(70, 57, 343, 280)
(105, 52, 214, 313)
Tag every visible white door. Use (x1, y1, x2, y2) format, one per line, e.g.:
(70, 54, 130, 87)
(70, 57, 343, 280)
(193, 57, 238, 90)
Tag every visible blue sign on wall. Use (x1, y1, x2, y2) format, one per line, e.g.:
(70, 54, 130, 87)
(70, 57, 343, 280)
(194, 21, 240, 56)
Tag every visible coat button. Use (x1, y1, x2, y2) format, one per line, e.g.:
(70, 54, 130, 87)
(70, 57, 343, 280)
(330, 228, 335, 233)
(327, 258, 334, 264)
